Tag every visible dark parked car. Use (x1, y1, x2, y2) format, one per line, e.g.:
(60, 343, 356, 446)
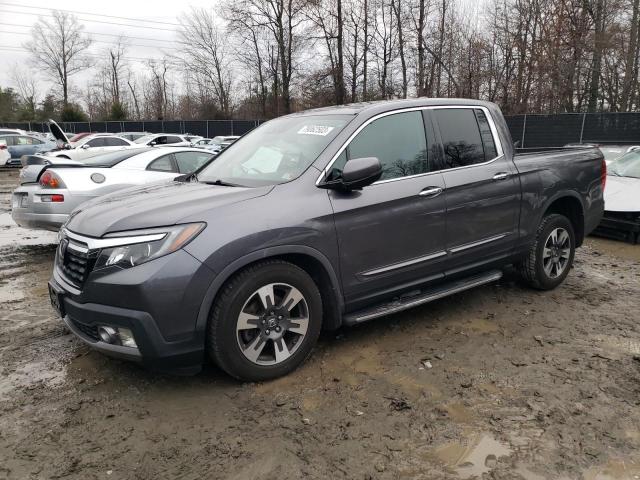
(49, 99, 605, 380)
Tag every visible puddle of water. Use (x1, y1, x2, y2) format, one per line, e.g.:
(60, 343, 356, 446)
(587, 237, 640, 263)
(583, 458, 640, 480)
(444, 402, 473, 423)
(0, 359, 67, 400)
(431, 432, 512, 479)
(594, 334, 640, 356)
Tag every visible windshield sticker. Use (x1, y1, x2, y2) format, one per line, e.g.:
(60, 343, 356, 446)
(297, 125, 335, 136)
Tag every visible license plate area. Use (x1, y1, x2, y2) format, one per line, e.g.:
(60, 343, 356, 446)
(48, 283, 65, 318)
(12, 193, 27, 208)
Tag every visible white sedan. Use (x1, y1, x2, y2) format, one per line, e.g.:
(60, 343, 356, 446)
(46, 120, 136, 161)
(134, 133, 193, 147)
(11, 147, 216, 231)
(595, 150, 640, 243)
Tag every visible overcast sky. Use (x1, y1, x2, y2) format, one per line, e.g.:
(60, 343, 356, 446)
(0, 0, 215, 96)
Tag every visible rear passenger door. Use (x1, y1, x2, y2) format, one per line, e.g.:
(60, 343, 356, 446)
(326, 110, 447, 308)
(432, 107, 520, 273)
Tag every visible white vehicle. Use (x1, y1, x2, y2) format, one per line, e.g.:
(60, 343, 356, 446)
(595, 150, 640, 243)
(0, 128, 27, 136)
(12, 147, 216, 231)
(0, 139, 10, 166)
(46, 120, 135, 161)
(134, 133, 193, 147)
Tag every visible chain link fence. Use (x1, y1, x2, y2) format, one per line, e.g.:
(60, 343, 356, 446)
(505, 112, 640, 148)
(3, 113, 640, 147)
(0, 120, 262, 138)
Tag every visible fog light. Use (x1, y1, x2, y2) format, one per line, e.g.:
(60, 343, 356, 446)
(97, 326, 118, 344)
(117, 328, 137, 348)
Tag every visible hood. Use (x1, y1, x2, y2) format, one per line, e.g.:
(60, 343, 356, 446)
(48, 119, 70, 144)
(604, 175, 640, 212)
(66, 180, 274, 237)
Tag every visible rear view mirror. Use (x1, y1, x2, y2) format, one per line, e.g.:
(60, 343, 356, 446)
(320, 156, 382, 191)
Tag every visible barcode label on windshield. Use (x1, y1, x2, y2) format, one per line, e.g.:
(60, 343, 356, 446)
(298, 125, 334, 136)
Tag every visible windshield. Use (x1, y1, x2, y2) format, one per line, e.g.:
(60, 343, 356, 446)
(609, 151, 640, 179)
(197, 114, 352, 187)
(134, 134, 156, 144)
(599, 147, 627, 162)
(81, 148, 153, 167)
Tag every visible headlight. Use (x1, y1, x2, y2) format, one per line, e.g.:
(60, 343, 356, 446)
(94, 223, 205, 271)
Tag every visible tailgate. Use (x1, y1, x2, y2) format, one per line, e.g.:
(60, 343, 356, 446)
(19, 155, 83, 184)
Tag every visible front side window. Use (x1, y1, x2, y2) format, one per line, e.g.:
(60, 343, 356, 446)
(326, 111, 429, 182)
(197, 114, 351, 187)
(434, 109, 486, 168)
(86, 138, 105, 148)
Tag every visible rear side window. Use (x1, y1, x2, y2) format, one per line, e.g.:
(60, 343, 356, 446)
(104, 137, 129, 146)
(434, 109, 486, 168)
(474, 109, 498, 161)
(147, 154, 176, 172)
(328, 111, 428, 182)
(174, 151, 214, 173)
(166, 136, 182, 144)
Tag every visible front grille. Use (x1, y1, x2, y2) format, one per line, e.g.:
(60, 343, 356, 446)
(58, 239, 97, 289)
(70, 318, 99, 342)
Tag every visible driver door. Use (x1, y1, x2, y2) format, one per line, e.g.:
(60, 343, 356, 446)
(326, 110, 448, 308)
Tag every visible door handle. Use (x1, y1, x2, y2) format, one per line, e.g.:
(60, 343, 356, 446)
(492, 172, 510, 181)
(419, 186, 443, 198)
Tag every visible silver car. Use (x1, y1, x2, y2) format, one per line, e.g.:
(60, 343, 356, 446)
(11, 147, 216, 231)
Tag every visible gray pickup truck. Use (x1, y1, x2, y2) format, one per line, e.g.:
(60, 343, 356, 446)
(48, 99, 605, 380)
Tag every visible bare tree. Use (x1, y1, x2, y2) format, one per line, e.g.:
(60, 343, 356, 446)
(178, 7, 233, 117)
(24, 10, 92, 106)
(11, 65, 39, 117)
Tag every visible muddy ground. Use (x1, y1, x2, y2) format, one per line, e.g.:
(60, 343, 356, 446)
(1, 168, 639, 480)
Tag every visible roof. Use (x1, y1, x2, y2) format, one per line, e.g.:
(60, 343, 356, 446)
(290, 97, 497, 117)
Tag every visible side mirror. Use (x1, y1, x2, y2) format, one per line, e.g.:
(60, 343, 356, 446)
(320, 156, 382, 191)
(149, 141, 157, 146)
(81, 144, 90, 149)
(64, 143, 72, 150)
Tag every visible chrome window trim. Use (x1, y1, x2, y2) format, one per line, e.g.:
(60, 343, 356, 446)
(63, 228, 166, 251)
(360, 250, 447, 277)
(315, 104, 504, 186)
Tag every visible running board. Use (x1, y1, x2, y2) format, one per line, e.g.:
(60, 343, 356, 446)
(343, 270, 503, 326)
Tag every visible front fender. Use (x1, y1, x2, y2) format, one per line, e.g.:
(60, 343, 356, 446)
(193, 244, 345, 334)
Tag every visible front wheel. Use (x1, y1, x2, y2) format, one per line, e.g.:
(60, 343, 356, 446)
(517, 214, 576, 290)
(207, 260, 323, 381)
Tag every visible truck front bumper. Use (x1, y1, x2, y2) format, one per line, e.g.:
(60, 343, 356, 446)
(49, 248, 217, 374)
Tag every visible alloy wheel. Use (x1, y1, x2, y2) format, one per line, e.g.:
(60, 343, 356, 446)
(542, 227, 571, 279)
(236, 283, 309, 365)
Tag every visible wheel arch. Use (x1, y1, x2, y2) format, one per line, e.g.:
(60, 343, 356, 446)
(540, 192, 586, 247)
(195, 246, 344, 335)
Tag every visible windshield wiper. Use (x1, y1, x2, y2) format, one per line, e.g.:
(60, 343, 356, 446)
(202, 178, 243, 187)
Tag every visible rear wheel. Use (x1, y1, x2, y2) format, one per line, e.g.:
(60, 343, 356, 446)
(207, 260, 322, 381)
(517, 214, 575, 290)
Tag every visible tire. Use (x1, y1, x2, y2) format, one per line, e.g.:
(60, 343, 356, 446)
(517, 214, 576, 290)
(207, 260, 323, 381)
